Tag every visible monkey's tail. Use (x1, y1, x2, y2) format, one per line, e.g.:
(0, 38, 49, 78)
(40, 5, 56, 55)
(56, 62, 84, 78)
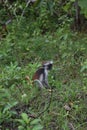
(33, 79, 53, 118)
(36, 86, 53, 118)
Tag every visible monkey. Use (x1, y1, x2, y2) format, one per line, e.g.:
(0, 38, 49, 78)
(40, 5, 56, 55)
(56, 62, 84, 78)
(32, 61, 53, 89)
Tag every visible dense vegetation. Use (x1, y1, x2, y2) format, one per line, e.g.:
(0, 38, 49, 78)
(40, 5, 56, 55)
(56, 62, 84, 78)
(0, 0, 87, 130)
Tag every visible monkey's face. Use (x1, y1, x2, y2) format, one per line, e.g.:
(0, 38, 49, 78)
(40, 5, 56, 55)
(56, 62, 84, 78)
(46, 63, 52, 70)
(43, 61, 53, 70)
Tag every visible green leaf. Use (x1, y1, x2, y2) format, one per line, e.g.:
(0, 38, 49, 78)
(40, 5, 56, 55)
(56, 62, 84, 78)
(26, 126, 31, 130)
(63, 2, 71, 12)
(21, 113, 29, 124)
(32, 125, 43, 130)
(81, 60, 87, 72)
(18, 125, 24, 130)
(78, 0, 87, 17)
(16, 119, 25, 126)
(31, 119, 41, 125)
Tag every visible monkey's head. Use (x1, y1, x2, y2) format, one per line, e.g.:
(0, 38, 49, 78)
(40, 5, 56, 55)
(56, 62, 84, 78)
(43, 61, 53, 70)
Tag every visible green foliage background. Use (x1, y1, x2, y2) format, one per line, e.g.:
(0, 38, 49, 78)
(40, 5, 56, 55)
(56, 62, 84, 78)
(0, 0, 87, 130)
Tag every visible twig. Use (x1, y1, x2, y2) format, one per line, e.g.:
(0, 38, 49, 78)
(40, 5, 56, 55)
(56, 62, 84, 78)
(20, 0, 31, 22)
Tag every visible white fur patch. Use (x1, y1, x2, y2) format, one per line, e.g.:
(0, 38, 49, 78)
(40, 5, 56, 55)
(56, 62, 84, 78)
(44, 68, 48, 79)
(39, 74, 43, 82)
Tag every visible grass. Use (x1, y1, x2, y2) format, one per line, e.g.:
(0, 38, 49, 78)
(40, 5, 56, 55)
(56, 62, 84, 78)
(0, 29, 87, 130)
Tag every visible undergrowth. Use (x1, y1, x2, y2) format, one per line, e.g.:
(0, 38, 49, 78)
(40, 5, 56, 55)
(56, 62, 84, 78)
(0, 26, 87, 130)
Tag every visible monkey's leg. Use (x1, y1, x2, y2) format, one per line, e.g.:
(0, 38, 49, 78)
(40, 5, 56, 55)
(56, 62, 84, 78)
(34, 79, 44, 89)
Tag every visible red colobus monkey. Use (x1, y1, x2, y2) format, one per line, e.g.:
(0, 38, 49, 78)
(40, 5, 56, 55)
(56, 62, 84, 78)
(32, 61, 53, 89)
